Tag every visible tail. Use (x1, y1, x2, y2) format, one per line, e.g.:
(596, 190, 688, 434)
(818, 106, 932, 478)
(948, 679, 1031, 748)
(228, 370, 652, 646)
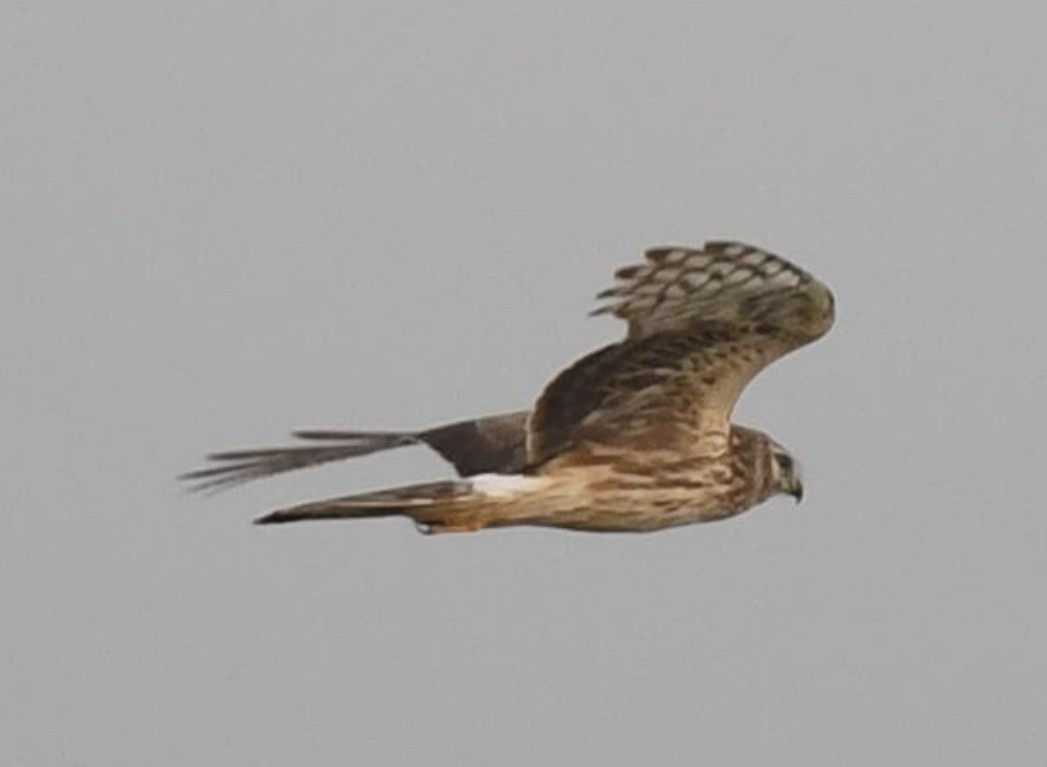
(254, 473, 543, 533)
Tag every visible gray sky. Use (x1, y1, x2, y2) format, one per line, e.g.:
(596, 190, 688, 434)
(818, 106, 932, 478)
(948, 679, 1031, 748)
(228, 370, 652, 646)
(4, 2, 1045, 765)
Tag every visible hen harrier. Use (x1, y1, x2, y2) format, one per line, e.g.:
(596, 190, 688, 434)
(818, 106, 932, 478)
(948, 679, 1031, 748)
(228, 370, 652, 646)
(183, 241, 834, 533)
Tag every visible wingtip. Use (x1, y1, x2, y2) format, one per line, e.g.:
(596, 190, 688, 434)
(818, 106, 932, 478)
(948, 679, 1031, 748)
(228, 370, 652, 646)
(177, 466, 252, 494)
(254, 511, 295, 525)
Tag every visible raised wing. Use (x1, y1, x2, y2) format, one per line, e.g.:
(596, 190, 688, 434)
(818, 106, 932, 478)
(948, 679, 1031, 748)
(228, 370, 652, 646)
(592, 241, 832, 339)
(527, 242, 834, 464)
(182, 410, 529, 491)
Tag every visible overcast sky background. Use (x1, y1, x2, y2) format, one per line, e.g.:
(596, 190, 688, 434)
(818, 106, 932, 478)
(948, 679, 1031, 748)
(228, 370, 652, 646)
(3, 2, 1045, 765)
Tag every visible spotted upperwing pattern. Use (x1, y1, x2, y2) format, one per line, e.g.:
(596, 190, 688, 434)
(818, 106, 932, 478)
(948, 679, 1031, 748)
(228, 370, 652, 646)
(591, 241, 825, 339)
(527, 242, 834, 463)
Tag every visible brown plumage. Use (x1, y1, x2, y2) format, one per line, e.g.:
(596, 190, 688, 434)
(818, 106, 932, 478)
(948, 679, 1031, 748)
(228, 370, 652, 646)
(182, 241, 834, 533)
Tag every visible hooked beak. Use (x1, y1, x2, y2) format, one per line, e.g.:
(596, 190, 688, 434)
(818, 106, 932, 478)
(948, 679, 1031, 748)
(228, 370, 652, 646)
(787, 479, 804, 504)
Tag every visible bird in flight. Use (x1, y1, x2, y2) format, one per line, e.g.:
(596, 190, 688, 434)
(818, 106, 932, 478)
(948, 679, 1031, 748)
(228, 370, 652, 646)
(183, 241, 834, 534)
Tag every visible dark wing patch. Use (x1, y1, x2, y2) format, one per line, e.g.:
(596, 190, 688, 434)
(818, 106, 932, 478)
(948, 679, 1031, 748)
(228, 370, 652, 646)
(421, 410, 529, 475)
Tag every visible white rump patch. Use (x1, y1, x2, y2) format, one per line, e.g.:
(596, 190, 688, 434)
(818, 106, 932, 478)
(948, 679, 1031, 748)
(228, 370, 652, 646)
(470, 473, 543, 499)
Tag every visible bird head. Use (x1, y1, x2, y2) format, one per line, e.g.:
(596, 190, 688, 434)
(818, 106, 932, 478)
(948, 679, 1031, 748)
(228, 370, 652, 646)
(768, 440, 804, 503)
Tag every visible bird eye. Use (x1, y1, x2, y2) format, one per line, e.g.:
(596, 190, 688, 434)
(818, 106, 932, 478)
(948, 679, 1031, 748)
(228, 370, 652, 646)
(776, 453, 793, 472)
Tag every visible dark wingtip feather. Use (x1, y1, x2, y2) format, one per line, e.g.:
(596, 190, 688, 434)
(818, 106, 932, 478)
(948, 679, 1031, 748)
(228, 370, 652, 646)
(292, 430, 417, 444)
(254, 511, 296, 525)
(644, 247, 677, 263)
(178, 431, 423, 493)
(614, 264, 643, 280)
